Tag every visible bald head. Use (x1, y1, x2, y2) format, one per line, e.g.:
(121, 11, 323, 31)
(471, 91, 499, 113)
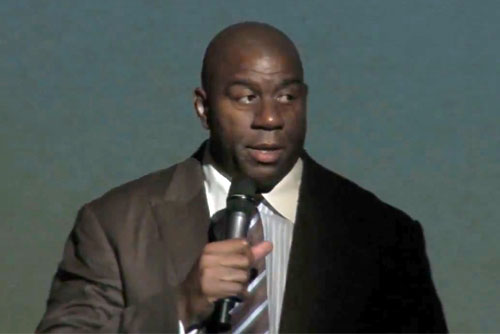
(194, 22, 308, 191)
(201, 22, 303, 92)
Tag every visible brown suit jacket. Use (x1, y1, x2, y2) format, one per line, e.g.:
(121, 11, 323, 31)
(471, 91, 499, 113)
(37, 150, 447, 333)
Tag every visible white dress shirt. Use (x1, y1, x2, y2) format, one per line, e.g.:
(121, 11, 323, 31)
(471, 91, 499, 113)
(180, 149, 303, 334)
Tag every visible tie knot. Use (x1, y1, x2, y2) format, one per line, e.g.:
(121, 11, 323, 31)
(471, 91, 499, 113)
(252, 193, 265, 206)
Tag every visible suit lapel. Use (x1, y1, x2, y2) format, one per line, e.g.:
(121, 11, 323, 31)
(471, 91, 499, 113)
(149, 156, 211, 286)
(279, 154, 347, 332)
(280, 154, 384, 332)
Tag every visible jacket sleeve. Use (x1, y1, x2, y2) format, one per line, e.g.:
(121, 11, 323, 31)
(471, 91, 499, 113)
(36, 204, 179, 333)
(388, 220, 448, 333)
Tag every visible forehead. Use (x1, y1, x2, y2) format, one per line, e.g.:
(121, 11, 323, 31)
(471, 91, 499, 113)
(214, 45, 303, 85)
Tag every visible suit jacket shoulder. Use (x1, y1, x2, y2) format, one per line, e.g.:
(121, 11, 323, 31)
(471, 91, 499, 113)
(84, 156, 203, 238)
(300, 154, 420, 240)
(37, 156, 207, 333)
(280, 153, 447, 332)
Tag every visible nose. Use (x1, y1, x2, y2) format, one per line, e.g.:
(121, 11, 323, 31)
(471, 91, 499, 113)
(251, 98, 284, 130)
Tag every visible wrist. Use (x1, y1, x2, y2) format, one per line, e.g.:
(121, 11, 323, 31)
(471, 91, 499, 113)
(178, 280, 213, 329)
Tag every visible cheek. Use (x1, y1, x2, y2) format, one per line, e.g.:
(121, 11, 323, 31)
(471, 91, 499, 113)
(284, 106, 307, 141)
(211, 103, 252, 147)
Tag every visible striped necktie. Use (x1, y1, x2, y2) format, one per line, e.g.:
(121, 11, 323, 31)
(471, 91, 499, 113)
(229, 206, 269, 334)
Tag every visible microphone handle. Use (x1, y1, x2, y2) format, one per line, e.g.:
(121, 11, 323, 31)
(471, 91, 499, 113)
(207, 210, 250, 333)
(208, 297, 239, 333)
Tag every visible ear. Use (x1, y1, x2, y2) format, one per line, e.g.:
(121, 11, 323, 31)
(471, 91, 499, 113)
(194, 87, 210, 130)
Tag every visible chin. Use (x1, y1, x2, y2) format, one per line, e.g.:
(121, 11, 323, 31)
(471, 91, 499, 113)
(234, 149, 298, 192)
(244, 164, 287, 193)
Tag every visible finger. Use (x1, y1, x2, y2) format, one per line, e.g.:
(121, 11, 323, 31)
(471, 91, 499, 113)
(251, 241, 273, 262)
(217, 267, 250, 284)
(205, 239, 250, 255)
(199, 267, 249, 294)
(218, 253, 252, 270)
(220, 281, 246, 298)
(199, 253, 222, 269)
(205, 280, 247, 301)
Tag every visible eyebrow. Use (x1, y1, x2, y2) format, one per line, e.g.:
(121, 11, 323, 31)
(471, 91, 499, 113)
(226, 78, 304, 91)
(227, 79, 256, 89)
(277, 78, 304, 89)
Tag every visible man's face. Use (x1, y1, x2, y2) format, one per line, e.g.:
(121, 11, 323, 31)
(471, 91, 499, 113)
(201, 47, 307, 191)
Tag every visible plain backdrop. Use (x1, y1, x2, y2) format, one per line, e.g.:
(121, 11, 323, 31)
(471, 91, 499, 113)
(1, 1, 499, 332)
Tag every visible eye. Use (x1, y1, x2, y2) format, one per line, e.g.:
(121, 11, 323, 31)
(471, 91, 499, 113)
(238, 94, 258, 104)
(276, 94, 295, 103)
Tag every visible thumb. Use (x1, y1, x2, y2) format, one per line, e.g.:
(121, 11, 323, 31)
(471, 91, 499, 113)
(251, 241, 273, 262)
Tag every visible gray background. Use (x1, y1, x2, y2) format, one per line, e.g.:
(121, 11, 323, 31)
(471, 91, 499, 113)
(1, 0, 499, 332)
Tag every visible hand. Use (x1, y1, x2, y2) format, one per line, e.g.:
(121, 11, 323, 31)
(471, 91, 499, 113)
(177, 239, 273, 327)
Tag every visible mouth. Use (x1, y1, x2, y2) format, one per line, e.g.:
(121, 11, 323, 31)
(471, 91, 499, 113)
(247, 144, 284, 164)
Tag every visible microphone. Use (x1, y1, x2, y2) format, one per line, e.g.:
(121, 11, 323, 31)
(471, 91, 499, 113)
(206, 176, 258, 333)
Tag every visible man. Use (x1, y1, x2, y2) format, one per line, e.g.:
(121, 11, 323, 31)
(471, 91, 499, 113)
(37, 22, 447, 333)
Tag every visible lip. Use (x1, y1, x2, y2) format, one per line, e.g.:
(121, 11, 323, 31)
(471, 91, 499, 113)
(247, 144, 284, 164)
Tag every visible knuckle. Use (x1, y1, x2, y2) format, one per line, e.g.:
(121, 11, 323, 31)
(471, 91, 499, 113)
(242, 270, 250, 282)
(242, 255, 251, 268)
(199, 255, 208, 268)
(201, 253, 217, 267)
(199, 268, 207, 281)
(199, 277, 209, 293)
(200, 266, 212, 280)
(204, 242, 215, 253)
(238, 238, 249, 248)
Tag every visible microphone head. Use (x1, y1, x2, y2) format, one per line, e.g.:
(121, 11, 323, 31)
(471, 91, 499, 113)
(228, 175, 257, 198)
(227, 176, 257, 217)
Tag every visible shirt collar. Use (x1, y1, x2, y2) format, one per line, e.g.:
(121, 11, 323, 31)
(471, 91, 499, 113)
(202, 145, 303, 222)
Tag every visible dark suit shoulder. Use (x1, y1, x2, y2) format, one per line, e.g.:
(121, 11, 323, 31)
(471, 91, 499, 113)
(302, 154, 420, 238)
(310, 163, 448, 333)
